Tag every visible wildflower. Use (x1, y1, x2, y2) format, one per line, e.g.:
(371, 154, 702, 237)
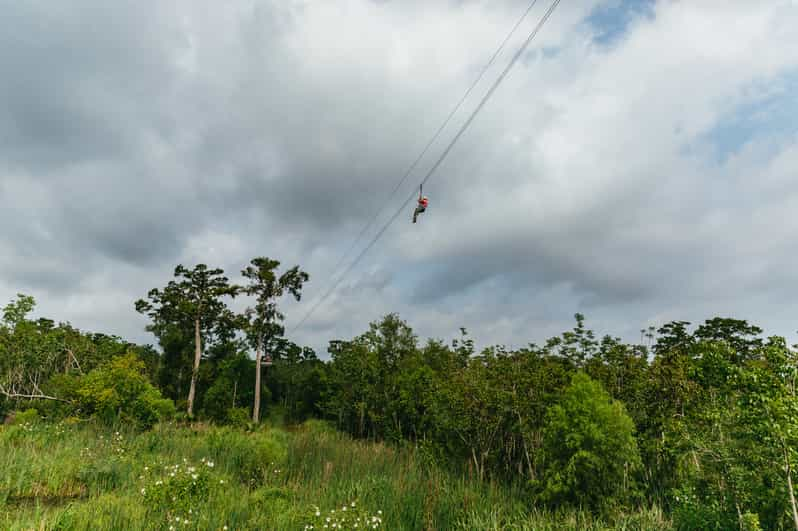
(342, 507, 347, 512)
(141, 488, 146, 495)
(377, 511, 382, 515)
(315, 511, 321, 517)
(144, 466, 149, 471)
(326, 517, 331, 523)
(207, 461, 214, 468)
(223, 527, 228, 531)
(192, 474, 198, 480)
(220, 480, 225, 484)
(351, 502, 356, 508)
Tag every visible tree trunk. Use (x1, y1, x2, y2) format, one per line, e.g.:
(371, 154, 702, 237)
(785, 446, 798, 531)
(186, 317, 202, 417)
(253, 337, 263, 423)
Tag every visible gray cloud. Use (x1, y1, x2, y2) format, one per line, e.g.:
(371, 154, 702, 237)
(1, 0, 798, 356)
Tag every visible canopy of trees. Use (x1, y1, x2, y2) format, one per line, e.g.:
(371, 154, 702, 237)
(3, 259, 798, 529)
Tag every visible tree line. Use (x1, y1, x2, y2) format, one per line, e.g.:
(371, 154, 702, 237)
(1, 256, 797, 529)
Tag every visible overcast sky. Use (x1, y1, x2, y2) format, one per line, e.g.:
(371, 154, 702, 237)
(2, 0, 798, 356)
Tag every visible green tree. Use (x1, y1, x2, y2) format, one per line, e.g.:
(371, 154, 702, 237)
(203, 351, 256, 424)
(536, 372, 641, 514)
(737, 338, 798, 530)
(135, 264, 238, 417)
(240, 257, 308, 423)
(0, 294, 68, 404)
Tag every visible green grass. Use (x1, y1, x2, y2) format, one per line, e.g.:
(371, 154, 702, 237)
(1, 418, 670, 530)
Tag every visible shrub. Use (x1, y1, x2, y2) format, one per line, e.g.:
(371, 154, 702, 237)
(8, 408, 39, 425)
(227, 407, 251, 428)
(534, 372, 642, 515)
(205, 428, 287, 485)
(75, 354, 175, 428)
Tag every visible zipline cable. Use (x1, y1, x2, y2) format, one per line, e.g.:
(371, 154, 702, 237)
(291, 0, 563, 333)
(317, 0, 541, 306)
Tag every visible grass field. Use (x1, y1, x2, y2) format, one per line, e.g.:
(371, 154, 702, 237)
(0, 418, 670, 530)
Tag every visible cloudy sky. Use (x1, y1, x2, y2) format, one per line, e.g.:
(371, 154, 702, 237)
(2, 0, 798, 356)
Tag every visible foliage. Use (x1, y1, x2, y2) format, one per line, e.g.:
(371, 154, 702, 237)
(74, 354, 175, 428)
(8, 263, 798, 528)
(8, 408, 40, 425)
(139, 458, 214, 527)
(534, 372, 642, 515)
(302, 500, 383, 530)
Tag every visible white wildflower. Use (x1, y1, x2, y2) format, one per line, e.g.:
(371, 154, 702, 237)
(315, 511, 321, 517)
(140, 488, 146, 495)
(192, 474, 198, 480)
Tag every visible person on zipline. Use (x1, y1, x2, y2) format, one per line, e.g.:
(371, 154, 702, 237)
(413, 193, 429, 223)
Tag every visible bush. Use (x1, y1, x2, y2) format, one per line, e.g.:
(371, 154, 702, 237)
(205, 428, 287, 485)
(8, 408, 39, 425)
(227, 407, 251, 428)
(534, 372, 642, 515)
(75, 354, 175, 429)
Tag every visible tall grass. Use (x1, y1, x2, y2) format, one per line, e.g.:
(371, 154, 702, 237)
(0, 418, 670, 530)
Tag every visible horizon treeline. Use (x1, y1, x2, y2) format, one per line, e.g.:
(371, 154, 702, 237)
(1, 257, 797, 530)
